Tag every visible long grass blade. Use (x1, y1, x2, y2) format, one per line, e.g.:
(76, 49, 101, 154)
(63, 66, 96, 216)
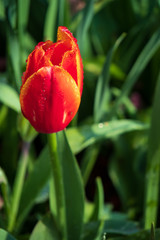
(94, 33, 126, 123)
(144, 72, 160, 229)
(76, 0, 94, 58)
(43, 0, 58, 41)
(110, 28, 160, 117)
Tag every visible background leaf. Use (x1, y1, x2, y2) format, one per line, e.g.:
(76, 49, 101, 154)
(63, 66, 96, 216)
(56, 131, 85, 240)
(94, 33, 126, 123)
(0, 229, 17, 240)
(67, 120, 148, 154)
(43, 0, 58, 41)
(112, 229, 160, 240)
(30, 215, 60, 240)
(144, 72, 160, 228)
(16, 146, 51, 231)
(110, 27, 160, 117)
(1, 0, 160, 239)
(0, 82, 20, 112)
(76, 0, 94, 58)
(90, 177, 104, 221)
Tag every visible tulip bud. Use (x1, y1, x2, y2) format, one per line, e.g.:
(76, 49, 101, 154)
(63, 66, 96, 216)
(20, 27, 83, 133)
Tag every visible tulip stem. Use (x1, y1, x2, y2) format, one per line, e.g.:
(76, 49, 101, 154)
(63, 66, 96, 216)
(48, 133, 65, 237)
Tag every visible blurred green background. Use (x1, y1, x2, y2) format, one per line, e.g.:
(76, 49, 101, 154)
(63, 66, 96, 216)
(1, 0, 160, 239)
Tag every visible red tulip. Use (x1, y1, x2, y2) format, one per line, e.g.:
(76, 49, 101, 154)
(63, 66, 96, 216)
(20, 26, 83, 133)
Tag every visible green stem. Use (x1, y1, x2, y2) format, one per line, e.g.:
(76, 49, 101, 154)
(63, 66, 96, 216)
(8, 141, 30, 232)
(48, 133, 65, 238)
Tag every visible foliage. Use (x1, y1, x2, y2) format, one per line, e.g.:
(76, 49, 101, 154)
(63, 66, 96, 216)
(1, 0, 160, 239)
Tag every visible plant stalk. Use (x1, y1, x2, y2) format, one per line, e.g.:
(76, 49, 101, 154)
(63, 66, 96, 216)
(48, 133, 65, 239)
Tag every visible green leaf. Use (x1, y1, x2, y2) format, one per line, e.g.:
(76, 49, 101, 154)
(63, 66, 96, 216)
(0, 82, 20, 112)
(35, 183, 49, 204)
(103, 219, 139, 237)
(0, 106, 8, 133)
(7, 29, 21, 90)
(147, 72, 160, 176)
(15, 146, 51, 232)
(57, 0, 65, 26)
(90, 178, 104, 221)
(17, 113, 38, 143)
(111, 229, 160, 240)
(110, 27, 160, 117)
(8, 141, 30, 232)
(0, 0, 5, 19)
(30, 215, 60, 240)
(144, 147, 160, 229)
(151, 223, 155, 240)
(76, 0, 94, 58)
(94, 33, 126, 123)
(43, 0, 58, 41)
(81, 144, 100, 186)
(18, 0, 30, 45)
(67, 120, 148, 154)
(18, 0, 30, 32)
(81, 221, 103, 240)
(82, 219, 139, 240)
(56, 131, 85, 240)
(0, 167, 11, 219)
(94, 0, 114, 14)
(49, 174, 57, 218)
(0, 229, 17, 240)
(144, 72, 160, 228)
(3, 0, 17, 29)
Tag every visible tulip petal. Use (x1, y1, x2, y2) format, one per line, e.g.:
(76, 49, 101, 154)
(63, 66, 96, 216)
(61, 49, 83, 96)
(45, 41, 71, 66)
(20, 66, 81, 133)
(22, 41, 53, 85)
(75, 48, 83, 96)
(58, 26, 83, 95)
(57, 26, 78, 45)
(36, 40, 53, 51)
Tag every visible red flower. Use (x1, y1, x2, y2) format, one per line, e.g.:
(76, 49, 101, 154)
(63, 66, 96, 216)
(20, 26, 83, 133)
